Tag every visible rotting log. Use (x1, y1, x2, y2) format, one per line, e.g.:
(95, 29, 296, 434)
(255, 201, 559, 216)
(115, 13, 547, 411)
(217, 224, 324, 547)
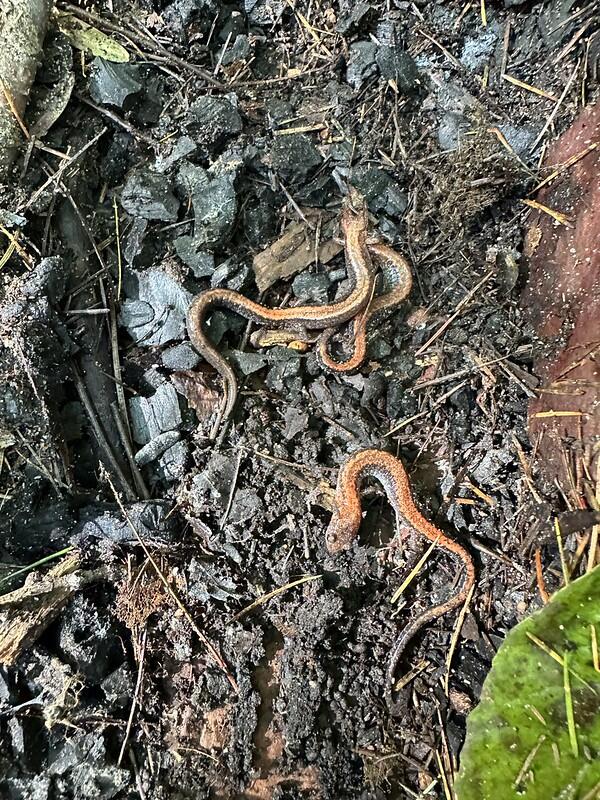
(0, 0, 52, 181)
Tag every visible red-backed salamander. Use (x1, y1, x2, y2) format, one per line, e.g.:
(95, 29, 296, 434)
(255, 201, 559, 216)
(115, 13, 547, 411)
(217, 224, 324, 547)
(325, 449, 475, 706)
(186, 189, 375, 426)
(317, 242, 412, 372)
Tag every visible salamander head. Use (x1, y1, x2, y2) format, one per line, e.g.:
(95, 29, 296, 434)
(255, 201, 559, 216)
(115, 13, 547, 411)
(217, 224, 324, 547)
(325, 510, 358, 554)
(343, 186, 367, 215)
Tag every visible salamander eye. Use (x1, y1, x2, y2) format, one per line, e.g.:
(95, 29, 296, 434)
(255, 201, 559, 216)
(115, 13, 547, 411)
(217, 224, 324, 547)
(325, 515, 354, 554)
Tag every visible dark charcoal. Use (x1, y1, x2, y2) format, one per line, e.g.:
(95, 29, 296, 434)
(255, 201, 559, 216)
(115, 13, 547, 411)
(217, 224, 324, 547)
(350, 165, 408, 217)
(187, 95, 243, 156)
(265, 347, 304, 400)
(157, 439, 189, 482)
(228, 488, 263, 524)
(192, 452, 238, 513)
(161, 342, 201, 371)
(210, 256, 250, 291)
(129, 382, 182, 444)
(3, 777, 51, 800)
(376, 45, 420, 92)
(72, 501, 179, 546)
(221, 34, 251, 66)
(48, 731, 130, 797)
(56, 595, 122, 684)
(154, 135, 197, 173)
(120, 168, 179, 222)
(135, 429, 181, 465)
(88, 59, 142, 107)
(246, 0, 285, 26)
(177, 160, 238, 248)
(242, 186, 279, 246)
(119, 269, 192, 346)
(346, 41, 378, 90)
(174, 236, 215, 277)
(187, 558, 240, 602)
(265, 97, 294, 129)
(101, 665, 135, 711)
(292, 271, 331, 303)
(336, 0, 371, 33)
(228, 350, 268, 375)
(162, 0, 217, 33)
(270, 134, 322, 183)
(283, 405, 309, 439)
(460, 25, 500, 71)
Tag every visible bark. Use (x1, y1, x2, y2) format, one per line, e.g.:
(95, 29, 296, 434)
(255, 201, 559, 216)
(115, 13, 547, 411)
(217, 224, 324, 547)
(0, 0, 52, 181)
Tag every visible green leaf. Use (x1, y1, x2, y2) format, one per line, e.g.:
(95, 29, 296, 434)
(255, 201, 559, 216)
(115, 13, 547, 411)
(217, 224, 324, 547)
(456, 567, 600, 800)
(56, 12, 129, 63)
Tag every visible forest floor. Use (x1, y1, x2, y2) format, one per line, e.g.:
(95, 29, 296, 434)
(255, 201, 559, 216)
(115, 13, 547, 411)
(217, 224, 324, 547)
(0, 1, 598, 798)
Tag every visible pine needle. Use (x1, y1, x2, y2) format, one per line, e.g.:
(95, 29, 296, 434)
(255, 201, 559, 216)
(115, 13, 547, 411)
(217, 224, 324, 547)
(563, 651, 579, 758)
(390, 533, 441, 604)
(230, 574, 322, 622)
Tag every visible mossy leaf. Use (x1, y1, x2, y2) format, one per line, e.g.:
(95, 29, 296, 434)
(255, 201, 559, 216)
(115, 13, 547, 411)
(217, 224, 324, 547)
(56, 13, 129, 63)
(456, 566, 600, 800)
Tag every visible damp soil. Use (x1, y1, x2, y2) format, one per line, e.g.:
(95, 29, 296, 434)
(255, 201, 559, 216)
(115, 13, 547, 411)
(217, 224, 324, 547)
(0, 1, 598, 798)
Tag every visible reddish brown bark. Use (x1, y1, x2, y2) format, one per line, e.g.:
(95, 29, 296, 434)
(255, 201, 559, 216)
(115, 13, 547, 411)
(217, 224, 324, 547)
(524, 102, 600, 492)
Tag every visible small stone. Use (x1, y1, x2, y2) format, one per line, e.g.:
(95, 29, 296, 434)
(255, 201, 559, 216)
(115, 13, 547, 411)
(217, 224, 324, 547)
(292, 272, 330, 303)
(228, 488, 263, 525)
(188, 95, 243, 156)
(121, 168, 179, 221)
(227, 350, 268, 376)
(376, 46, 420, 92)
(346, 41, 378, 90)
(161, 342, 200, 371)
(129, 382, 182, 445)
(119, 269, 192, 346)
(174, 236, 215, 277)
(89, 58, 142, 107)
(135, 430, 181, 465)
(203, 309, 245, 347)
(221, 33, 251, 66)
(270, 134, 322, 183)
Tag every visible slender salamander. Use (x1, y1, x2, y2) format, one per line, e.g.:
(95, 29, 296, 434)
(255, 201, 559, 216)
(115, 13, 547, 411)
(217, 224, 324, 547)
(325, 448, 475, 705)
(187, 189, 375, 424)
(318, 242, 412, 372)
